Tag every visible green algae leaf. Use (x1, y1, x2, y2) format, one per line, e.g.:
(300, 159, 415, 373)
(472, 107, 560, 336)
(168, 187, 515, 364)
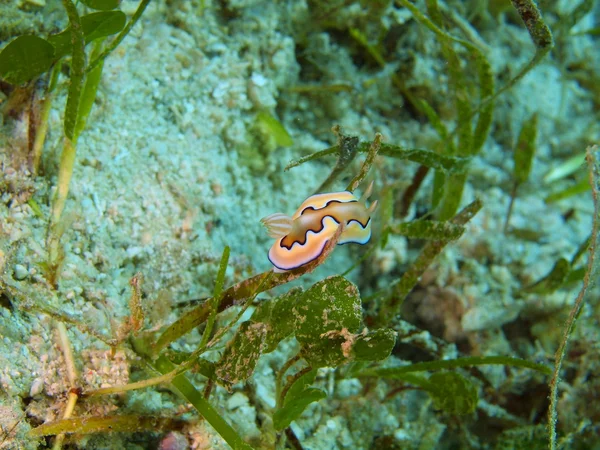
(163, 350, 217, 380)
(399, 0, 494, 157)
(378, 185, 395, 248)
(27, 198, 45, 219)
(215, 321, 268, 387)
(289, 83, 353, 93)
(59, 0, 86, 142)
(545, 177, 590, 203)
(286, 140, 469, 174)
(351, 328, 396, 362)
(295, 276, 362, 368)
(431, 170, 445, 210)
(366, 370, 477, 415)
(470, 52, 494, 156)
(494, 424, 547, 450)
(421, 0, 472, 155)
(428, 372, 478, 415)
(152, 356, 254, 450)
(87, 0, 151, 73)
(514, 113, 538, 185)
(349, 28, 386, 66)
(81, 0, 121, 10)
(0, 35, 55, 85)
(29, 415, 186, 436)
(389, 220, 465, 241)
(256, 111, 293, 147)
(383, 371, 477, 415)
(508, 227, 544, 241)
(437, 172, 468, 221)
(252, 287, 303, 353)
(48, 11, 126, 60)
(283, 368, 318, 405)
(495, 1, 553, 103)
(73, 39, 105, 141)
(418, 98, 455, 153)
(198, 246, 231, 352)
(80, 11, 127, 42)
(273, 387, 327, 431)
(262, 298, 296, 352)
(573, 26, 600, 36)
(524, 258, 570, 294)
(358, 356, 551, 377)
(571, 235, 592, 266)
(557, 0, 595, 35)
(543, 152, 586, 184)
(377, 143, 470, 173)
(153, 226, 340, 354)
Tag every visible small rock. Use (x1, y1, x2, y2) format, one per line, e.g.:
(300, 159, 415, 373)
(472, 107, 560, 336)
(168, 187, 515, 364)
(14, 264, 28, 280)
(159, 432, 189, 450)
(227, 392, 248, 410)
(30, 378, 44, 397)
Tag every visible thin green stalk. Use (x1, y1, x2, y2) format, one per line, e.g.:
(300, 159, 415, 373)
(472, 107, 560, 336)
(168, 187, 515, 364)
(548, 146, 600, 449)
(73, 39, 105, 141)
(276, 354, 301, 408)
(475, 0, 553, 118)
(398, 0, 493, 220)
(279, 366, 312, 407)
(399, 0, 494, 157)
(316, 126, 359, 193)
(51, 39, 105, 226)
(51, 391, 78, 450)
(60, 0, 85, 141)
(152, 355, 254, 450)
(50, 0, 86, 228)
(153, 225, 345, 353)
(30, 415, 186, 437)
(50, 136, 78, 227)
(85, 368, 179, 397)
(346, 133, 381, 192)
(87, 0, 151, 73)
(284, 146, 337, 171)
(286, 141, 469, 174)
(53, 321, 79, 450)
(505, 113, 538, 231)
(127, 273, 144, 334)
(199, 246, 230, 350)
(203, 272, 271, 351)
(88, 270, 269, 398)
(376, 199, 482, 323)
(32, 64, 60, 175)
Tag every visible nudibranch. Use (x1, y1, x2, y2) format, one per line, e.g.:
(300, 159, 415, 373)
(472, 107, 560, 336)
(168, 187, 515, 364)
(261, 183, 377, 272)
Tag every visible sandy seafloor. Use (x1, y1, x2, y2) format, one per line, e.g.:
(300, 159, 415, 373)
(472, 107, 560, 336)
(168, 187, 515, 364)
(1, 0, 599, 449)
